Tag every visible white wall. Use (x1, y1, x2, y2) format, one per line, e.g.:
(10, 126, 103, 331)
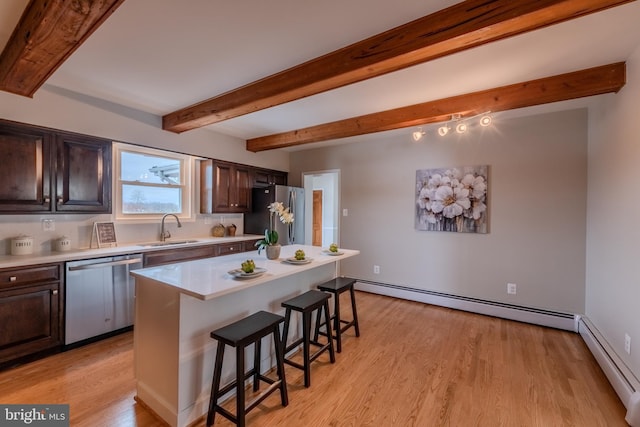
(290, 109, 588, 314)
(586, 45, 640, 379)
(0, 85, 289, 251)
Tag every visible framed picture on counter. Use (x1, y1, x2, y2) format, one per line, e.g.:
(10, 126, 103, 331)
(93, 221, 118, 248)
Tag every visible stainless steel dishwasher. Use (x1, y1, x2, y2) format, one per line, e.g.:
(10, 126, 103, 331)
(65, 254, 142, 345)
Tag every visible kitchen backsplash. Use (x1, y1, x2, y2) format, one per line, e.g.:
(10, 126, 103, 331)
(0, 213, 244, 256)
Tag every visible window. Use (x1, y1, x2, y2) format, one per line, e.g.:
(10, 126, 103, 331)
(114, 143, 194, 220)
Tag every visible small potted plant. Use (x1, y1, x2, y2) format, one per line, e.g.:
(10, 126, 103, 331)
(255, 202, 294, 259)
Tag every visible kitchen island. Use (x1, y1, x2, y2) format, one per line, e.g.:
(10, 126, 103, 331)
(130, 244, 359, 427)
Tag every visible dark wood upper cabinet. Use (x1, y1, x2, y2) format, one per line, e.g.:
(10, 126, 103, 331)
(251, 168, 287, 188)
(200, 159, 251, 214)
(0, 122, 53, 212)
(0, 120, 112, 214)
(55, 132, 111, 213)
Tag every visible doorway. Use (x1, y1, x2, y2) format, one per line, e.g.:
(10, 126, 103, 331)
(303, 170, 339, 247)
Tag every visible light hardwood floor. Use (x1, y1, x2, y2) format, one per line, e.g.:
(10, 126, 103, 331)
(0, 291, 627, 426)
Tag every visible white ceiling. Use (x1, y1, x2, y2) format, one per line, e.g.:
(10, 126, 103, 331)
(2, 0, 640, 150)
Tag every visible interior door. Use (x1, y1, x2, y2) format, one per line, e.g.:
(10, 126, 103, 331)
(313, 190, 323, 246)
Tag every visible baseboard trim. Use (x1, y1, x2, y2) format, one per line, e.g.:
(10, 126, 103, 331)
(579, 317, 640, 426)
(355, 280, 576, 331)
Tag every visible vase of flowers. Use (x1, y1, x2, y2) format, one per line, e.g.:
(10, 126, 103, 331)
(255, 202, 294, 260)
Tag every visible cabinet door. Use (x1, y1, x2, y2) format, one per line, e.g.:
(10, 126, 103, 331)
(213, 161, 234, 212)
(0, 282, 61, 364)
(0, 121, 53, 212)
(234, 165, 251, 212)
(55, 133, 112, 213)
(204, 161, 251, 213)
(251, 168, 288, 188)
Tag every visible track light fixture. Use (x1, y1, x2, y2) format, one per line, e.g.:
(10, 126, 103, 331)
(412, 127, 425, 141)
(410, 112, 493, 141)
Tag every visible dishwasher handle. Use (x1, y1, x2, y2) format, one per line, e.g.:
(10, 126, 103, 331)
(67, 258, 142, 271)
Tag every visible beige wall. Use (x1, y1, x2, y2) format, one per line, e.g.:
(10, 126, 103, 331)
(587, 44, 640, 378)
(291, 109, 588, 314)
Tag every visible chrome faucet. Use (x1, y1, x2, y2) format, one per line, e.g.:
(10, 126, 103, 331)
(160, 214, 182, 241)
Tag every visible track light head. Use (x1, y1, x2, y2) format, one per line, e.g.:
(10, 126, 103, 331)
(455, 122, 467, 134)
(480, 115, 492, 127)
(438, 125, 450, 136)
(412, 128, 425, 141)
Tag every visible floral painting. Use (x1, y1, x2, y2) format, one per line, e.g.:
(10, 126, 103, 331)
(415, 165, 488, 233)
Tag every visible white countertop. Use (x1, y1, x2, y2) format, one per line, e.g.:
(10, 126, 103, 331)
(131, 244, 359, 300)
(0, 235, 263, 269)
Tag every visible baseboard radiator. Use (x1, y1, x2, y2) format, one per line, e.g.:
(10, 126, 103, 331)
(355, 280, 640, 426)
(578, 317, 640, 426)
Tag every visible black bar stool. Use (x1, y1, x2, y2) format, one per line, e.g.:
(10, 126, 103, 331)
(281, 290, 335, 387)
(207, 311, 288, 427)
(315, 277, 361, 353)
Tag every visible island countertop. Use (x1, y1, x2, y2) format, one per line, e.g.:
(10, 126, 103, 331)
(130, 244, 359, 300)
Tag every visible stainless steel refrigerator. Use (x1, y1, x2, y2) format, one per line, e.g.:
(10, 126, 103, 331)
(245, 185, 305, 245)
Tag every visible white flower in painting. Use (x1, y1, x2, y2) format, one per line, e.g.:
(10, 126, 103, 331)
(417, 185, 435, 210)
(469, 199, 487, 220)
(461, 173, 487, 200)
(427, 173, 446, 188)
(431, 185, 471, 218)
(445, 168, 463, 181)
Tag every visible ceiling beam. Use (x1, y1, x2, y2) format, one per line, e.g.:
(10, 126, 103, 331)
(245, 62, 625, 151)
(163, 0, 632, 133)
(0, 0, 126, 97)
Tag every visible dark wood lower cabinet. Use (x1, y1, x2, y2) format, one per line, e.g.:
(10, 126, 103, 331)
(143, 240, 260, 267)
(0, 263, 63, 367)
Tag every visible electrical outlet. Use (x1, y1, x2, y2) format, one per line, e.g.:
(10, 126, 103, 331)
(343, 209, 349, 216)
(42, 219, 55, 231)
(507, 283, 517, 295)
(625, 333, 631, 354)
(373, 265, 380, 274)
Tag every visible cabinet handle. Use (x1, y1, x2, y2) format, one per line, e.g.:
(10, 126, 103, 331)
(44, 196, 50, 203)
(52, 290, 58, 295)
(57, 197, 63, 204)
(9, 276, 17, 282)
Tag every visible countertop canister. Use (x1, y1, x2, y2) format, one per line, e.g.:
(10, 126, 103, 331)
(55, 236, 72, 252)
(11, 235, 34, 255)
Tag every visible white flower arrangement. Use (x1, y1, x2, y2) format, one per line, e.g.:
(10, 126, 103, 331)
(416, 166, 488, 233)
(255, 202, 294, 253)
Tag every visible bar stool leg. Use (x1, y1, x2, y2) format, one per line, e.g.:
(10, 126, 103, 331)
(350, 286, 360, 337)
(272, 324, 289, 406)
(282, 308, 292, 354)
(207, 341, 226, 427)
(323, 300, 336, 363)
(333, 292, 343, 353)
(302, 310, 312, 387)
(236, 344, 246, 427)
(313, 307, 322, 343)
(253, 338, 261, 392)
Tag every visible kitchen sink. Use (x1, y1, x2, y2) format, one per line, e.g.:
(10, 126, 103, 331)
(138, 239, 200, 247)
